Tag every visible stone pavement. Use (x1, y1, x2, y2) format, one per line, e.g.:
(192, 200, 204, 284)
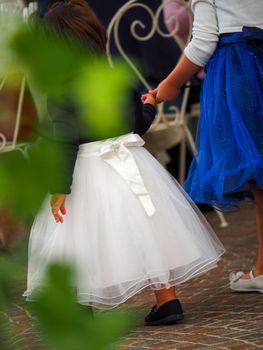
(3, 203, 263, 350)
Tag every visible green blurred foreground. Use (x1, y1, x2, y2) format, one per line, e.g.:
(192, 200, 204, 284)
(0, 11, 135, 216)
(34, 264, 133, 350)
(0, 11, 137, 350)
(0, 247, 135, 350)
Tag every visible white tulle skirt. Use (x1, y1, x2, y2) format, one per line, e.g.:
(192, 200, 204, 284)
(24, 134, 225, 309)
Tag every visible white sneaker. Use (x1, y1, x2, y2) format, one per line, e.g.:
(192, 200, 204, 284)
(230, 270, 263, 293)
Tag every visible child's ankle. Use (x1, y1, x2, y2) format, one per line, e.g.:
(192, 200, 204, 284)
(156, 297, 176, 309)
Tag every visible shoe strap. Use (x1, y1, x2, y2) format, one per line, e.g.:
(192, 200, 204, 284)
(249, 270, 254, 279)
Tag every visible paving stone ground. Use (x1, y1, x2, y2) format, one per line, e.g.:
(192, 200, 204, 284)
(2, 203, 263, 350)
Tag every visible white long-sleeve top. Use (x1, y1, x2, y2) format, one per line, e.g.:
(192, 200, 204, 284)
(184, 0, 263, 67)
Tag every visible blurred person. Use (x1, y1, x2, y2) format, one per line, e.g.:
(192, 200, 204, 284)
(23, 0, 224, 325)
(163, 0, 192, 47)
(147, 0, 263, 291)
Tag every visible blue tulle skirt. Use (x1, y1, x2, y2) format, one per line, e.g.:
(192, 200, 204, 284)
(184, 32, 263, 211)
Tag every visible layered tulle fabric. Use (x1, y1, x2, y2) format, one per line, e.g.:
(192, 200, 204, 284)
(184, 33, 263, 211)
(24, 136, 224, 309)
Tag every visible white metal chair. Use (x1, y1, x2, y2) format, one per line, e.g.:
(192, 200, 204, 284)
(107, 0, 228, 227)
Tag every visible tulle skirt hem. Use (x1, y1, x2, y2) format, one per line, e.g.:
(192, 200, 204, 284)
(23, 256, 221, 309)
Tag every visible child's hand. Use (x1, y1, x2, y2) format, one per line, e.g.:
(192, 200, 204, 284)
(50, 194, 67, 223)
(141, 93, 157, 106)
(149, 79, 180, 103)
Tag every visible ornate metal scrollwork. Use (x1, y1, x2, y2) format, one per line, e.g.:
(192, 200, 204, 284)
(107, 0, 193, 128)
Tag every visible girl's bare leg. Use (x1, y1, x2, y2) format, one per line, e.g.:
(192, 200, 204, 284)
(242, 187, 263, 279)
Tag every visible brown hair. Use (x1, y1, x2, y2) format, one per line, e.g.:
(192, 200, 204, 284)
(43, 0, 107, 54)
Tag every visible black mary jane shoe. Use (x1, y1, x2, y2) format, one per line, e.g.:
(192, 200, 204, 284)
(144, 299, 184, 326)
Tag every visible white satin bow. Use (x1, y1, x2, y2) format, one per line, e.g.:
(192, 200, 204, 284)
(99, 134, 156, 216)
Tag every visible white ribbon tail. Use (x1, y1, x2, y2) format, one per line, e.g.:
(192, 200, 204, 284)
(100, 134, 156, 216)
(138, 194, 156, 216)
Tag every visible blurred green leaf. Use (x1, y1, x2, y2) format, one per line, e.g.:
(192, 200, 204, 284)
(0, 12, 22, 76)
(0, 135, 67, 217)
(0, 240, 31, 350)
(9, 23, 85, 97)
(34, 263, 135, 350)
(0, 150, 43, 215)
(0, 237, 28, 308)
(0, 256, 21, 308)
(75, 59, 135, 139)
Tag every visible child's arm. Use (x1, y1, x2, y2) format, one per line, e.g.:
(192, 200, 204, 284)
(150, 0, 219, 103)
(50, 194, 66, 223)
(47, 99, 80, 223)
(134, 94, 156, 135)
